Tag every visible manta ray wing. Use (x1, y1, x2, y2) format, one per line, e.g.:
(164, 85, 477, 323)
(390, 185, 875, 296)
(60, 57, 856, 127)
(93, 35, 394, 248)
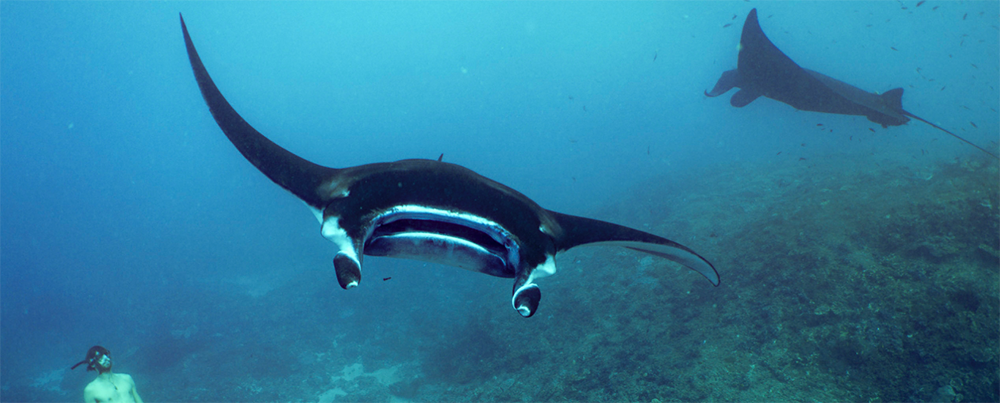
(181, 16, 337, 209)
(551, 212, 719, 286)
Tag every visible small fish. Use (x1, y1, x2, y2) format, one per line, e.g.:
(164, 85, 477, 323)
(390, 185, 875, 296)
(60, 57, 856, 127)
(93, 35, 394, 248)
(963, 13, 967, 20)
(583, 105, 587, 112)
(961, 105, 971, 110)
(723, 23, 733, 28)
(940, 86, 946, 91)
(732, 14, 738, 20)
(653, 53, 657, 62)
(568, 95, 574, 100)
(933, 5, 939, 10)
(817, 123, 824, 126)
(438, 153, 444, 162)
(891, 46, 898, 51)
(776, 151, 782, 155)
(971, 63, 978, 69)
(647, 146, 650, 155)
(970, 122, 978, 128)
(801, 143, 806, 147)
(921, 149, 926, 155)
(798, 157, 807, 161)
(916, 1, 925, 7)
(850, 136, 853, 140)
(869, 128, 876, 133)
(383, 277, 392, 281)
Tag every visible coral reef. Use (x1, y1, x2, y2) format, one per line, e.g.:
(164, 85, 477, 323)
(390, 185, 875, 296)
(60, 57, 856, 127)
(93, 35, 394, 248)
(33, 154, 993, 402)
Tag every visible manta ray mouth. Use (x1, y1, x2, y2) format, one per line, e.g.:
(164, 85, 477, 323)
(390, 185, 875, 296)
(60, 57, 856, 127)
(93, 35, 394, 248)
(370, 219, 505, 253)
(363, 209, 518, 278)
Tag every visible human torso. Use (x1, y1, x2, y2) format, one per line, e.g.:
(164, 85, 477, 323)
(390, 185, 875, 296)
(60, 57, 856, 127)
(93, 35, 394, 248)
(84, 374, 135, 403)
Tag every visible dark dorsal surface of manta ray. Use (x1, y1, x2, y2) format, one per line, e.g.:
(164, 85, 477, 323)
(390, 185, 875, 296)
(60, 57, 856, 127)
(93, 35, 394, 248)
(705, 8, 998, 160)
(179, 15, 719, 318)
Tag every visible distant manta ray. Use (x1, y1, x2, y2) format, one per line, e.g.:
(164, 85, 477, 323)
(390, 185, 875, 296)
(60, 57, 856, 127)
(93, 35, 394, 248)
(179, 15, 718, 318)
(706, 8, 998, 160)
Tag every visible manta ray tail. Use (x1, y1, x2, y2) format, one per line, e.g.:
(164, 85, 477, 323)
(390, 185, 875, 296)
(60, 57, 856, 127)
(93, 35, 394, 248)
(902, 111, 1000, 160)
(549, 211, 720, 286)
(181, 14, 338, 208)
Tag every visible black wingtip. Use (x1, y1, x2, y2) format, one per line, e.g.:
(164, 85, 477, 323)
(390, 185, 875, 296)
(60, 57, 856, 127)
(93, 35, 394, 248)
(742, 8, 764, 41)
(550, 211, 720, 287)
(180, 15, 340, 208)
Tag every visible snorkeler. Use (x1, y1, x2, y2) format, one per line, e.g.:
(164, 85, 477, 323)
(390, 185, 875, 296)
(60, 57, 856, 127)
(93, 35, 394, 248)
(71, 346, 144, 403)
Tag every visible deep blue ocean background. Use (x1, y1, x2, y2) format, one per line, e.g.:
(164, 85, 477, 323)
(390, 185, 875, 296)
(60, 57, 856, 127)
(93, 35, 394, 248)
(2, 2, 997, 402)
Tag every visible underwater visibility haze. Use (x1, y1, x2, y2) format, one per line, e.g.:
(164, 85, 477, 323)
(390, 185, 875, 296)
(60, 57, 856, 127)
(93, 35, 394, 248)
(2, 2, 998, 401)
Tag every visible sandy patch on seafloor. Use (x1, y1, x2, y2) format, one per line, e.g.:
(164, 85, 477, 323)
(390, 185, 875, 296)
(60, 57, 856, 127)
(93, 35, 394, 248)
(318, 362, 407, 403)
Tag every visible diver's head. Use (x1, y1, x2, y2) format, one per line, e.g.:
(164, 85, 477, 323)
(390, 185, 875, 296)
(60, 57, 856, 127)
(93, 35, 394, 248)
(71, 346, 112, 374)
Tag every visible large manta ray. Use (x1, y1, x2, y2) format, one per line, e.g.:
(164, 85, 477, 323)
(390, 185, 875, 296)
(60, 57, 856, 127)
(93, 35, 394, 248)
(706, 8, 998, 160)
(180, 15, 718, 318)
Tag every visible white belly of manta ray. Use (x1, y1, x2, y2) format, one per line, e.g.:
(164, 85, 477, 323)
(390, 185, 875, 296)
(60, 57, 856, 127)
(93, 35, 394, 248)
(314, 204, 556, 316)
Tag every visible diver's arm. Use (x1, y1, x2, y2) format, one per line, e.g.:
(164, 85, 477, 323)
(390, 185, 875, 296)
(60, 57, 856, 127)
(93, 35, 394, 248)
(83, 385, 98, 403)
(131, 387, 143, 403)
(126, 375, 144, 403)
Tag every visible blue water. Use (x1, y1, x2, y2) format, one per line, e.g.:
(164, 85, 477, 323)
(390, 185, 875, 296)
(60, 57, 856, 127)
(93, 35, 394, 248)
(2, 2, 997, 401)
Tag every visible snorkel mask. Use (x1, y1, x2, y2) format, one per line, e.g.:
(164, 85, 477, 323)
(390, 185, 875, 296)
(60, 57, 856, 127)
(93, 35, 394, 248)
(96, 354, 112, 370)
(70, 346, 112, 373)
